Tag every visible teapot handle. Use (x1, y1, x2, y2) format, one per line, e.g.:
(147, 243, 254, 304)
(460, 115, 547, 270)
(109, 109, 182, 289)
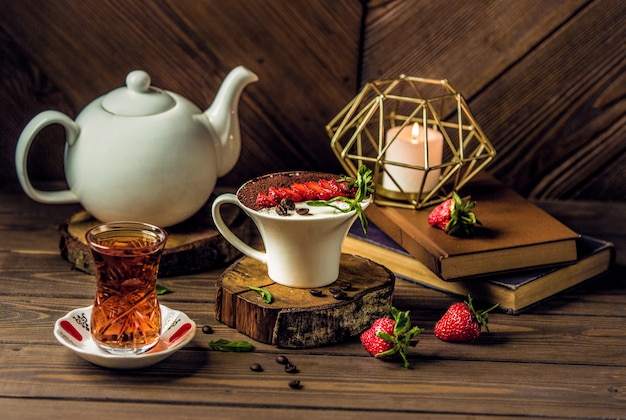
(15, 110, 80, 204)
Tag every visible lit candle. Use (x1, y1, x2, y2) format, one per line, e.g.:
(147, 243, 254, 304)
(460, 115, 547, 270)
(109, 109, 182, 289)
(381, 123, 443, 193)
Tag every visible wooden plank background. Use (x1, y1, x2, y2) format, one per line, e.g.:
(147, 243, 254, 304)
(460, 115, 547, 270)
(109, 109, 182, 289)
(1, 0, 624, 202)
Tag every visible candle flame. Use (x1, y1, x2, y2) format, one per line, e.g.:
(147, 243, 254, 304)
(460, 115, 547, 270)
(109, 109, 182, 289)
(411, 123, 420, 142)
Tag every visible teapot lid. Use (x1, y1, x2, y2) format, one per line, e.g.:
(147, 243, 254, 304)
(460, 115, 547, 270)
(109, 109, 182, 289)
(101, 70, 175, 116)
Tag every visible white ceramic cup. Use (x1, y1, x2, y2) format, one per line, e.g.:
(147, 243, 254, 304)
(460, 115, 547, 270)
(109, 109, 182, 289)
(212, 171, 369, 288)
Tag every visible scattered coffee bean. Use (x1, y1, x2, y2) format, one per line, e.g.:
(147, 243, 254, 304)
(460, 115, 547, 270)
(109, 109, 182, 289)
(275, 205, 288, 216)
(284, 362, 298, 373)
(201, 325, 213, 334)
(332, 290, 347, 300)
(329, 287, 341, 294)
(338, 281, 352, 291)
(288, 380, 302, 389)
(275, 355, 289, 365)
(296, 208, 310, 215)
(280, 198, 295, 210)
(309, 289, 323, 297)
(249, 363, 263, 372)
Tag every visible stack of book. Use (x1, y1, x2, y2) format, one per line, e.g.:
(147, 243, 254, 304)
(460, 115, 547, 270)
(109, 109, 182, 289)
(343, 174, 614, 313)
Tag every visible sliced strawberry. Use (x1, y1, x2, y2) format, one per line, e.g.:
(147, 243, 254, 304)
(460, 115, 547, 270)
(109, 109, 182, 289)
(256, 192, 279, 207)
(290, 183, 318, 200)
(256, 174, 360, 208)
(267, 187, 288, 202)
(319, 179, 348, 197)
(279, 187, 304, 202)
(305, 181, 334, 200)
(336, 180, 357, 198)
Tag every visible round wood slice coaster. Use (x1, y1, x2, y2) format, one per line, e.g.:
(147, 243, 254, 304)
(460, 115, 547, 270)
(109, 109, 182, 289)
(59, 195, 255, 277)
(215, 254, 395, 348)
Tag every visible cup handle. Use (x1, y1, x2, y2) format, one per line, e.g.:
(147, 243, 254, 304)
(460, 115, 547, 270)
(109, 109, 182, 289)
(212, 193, 267, 264)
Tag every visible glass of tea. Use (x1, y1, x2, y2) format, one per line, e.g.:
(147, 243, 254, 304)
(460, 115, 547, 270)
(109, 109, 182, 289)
(86, 221, 168, 355)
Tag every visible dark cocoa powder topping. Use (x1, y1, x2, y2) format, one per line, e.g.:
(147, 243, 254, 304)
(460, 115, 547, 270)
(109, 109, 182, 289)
(237, 171, 340, 211)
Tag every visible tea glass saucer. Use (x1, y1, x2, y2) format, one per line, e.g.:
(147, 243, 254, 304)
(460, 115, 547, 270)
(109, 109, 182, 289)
(54, 304, 196, 369)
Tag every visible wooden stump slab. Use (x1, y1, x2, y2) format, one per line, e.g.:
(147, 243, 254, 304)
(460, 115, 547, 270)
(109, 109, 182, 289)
(59, 194, 255, 277)
(215, 254, 395, 348)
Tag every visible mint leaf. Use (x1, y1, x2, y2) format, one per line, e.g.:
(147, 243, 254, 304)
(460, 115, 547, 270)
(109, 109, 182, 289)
(156, 283, 172, 295)
(247, 285, 273, 303)
(207, 339, 256, 352)
(308, 165, 373, 234)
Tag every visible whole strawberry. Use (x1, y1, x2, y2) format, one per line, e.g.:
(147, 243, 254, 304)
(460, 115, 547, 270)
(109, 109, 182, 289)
(428, 191, 481, 237)
(434, 295, 499, 342)
(360, 306, 423, 368)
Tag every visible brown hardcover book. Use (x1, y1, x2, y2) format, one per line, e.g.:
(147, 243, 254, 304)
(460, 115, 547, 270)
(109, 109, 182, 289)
(343, 223, 614, 314)
(365, 173, 580, 280)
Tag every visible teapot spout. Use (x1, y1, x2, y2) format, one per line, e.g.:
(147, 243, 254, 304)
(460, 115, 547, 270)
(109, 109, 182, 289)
(204, 66, 258, 177)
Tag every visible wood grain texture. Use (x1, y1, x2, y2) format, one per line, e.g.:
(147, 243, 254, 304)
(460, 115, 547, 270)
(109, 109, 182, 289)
(215, 254, 395, 348)
(1, 341, 625, 418)
(1, 0, 623, 205)
(362, 0, 626, 201)
(0, 0, 362, 189)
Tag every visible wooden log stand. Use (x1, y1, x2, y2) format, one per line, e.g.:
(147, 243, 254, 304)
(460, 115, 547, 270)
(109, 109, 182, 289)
(58, 195, 254, 277)
(215, 254, 395, 348)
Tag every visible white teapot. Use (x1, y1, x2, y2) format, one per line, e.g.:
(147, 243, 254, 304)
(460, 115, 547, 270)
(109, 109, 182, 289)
(15, 66, 258, 227)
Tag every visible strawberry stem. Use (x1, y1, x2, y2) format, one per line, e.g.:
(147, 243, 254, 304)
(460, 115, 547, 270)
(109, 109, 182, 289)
(445, 192, 481, 237)
(465, 295, 499, 332)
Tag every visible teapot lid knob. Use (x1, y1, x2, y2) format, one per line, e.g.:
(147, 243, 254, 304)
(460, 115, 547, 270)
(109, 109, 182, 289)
(126, 70, 152, 93)
(101, 70, 175, 116)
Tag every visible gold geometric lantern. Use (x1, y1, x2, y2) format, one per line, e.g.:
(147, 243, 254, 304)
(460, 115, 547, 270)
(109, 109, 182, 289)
(326, 75, 496, 209)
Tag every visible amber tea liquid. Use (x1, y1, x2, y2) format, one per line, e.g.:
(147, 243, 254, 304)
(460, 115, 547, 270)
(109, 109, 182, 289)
(86, 222, 167, 355)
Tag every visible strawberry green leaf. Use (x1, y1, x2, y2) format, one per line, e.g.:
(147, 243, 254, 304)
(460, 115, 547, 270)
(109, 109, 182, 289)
(376, 306, 424, 368)
(376, 331, 396, 342)
(445, 192, 482, 237)
(375, 346, 400, 358)
(465, 295, 499, 332)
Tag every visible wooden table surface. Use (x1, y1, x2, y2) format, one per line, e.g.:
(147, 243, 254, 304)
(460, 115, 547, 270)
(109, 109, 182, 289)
(1, 189, 625, 419)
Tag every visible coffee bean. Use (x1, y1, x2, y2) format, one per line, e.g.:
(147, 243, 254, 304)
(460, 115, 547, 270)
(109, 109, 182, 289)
(249, 363, 263, 372)
(296, 208, 310, 215)
(309, 289, 323, 297)
(275, 355, 289, 365)
(338, 281, 352, 291)
(280, 198, 295, 210)
(276, 205, 288, 216)
(288, 380, 302, 389)
(284, 362, 298, 373)
(329, 287, 341, 294)
(332, 290, 347, 300)
(201, 325, 213, 334)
